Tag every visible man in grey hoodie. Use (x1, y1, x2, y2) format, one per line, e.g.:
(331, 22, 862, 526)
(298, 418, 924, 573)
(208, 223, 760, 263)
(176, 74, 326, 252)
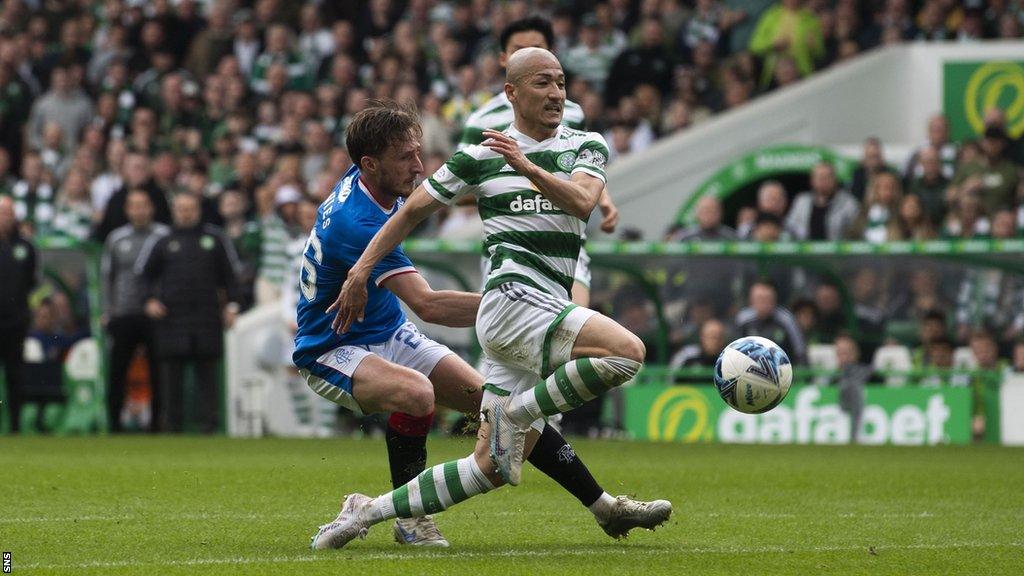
(101, 190, 169, 432)
(26, 64, 94, 153)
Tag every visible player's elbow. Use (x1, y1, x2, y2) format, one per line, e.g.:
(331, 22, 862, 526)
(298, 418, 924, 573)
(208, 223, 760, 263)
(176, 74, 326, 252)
(411, 296, 442, 324)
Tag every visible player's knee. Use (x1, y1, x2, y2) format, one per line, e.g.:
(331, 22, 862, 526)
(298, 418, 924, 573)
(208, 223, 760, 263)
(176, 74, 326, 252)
(401, 374, 435, 417)
(613, 332, 646, 365)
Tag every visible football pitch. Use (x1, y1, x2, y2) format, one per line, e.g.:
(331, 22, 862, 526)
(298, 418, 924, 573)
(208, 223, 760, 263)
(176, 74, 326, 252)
(2, 436, 1022, 575)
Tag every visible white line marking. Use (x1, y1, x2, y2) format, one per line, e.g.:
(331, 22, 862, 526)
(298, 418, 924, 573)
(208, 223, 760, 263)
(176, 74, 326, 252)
(6, 509, 1012, 524)
(15, 542, 1024, 570)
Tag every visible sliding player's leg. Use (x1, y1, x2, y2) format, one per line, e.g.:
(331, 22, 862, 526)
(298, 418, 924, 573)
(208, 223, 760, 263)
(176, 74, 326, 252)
(311, 407, 542, 551)
(427, 351, 662, 537)
(482, 361, 671, 537)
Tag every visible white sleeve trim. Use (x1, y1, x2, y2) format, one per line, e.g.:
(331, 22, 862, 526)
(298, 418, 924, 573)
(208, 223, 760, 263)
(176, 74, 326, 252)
(571, 165, 607, 183)
(421, 179, 457, 206)
(375, 266, 418, 287)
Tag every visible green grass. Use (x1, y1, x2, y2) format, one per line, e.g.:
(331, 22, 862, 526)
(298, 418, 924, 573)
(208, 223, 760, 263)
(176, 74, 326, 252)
(2, 437, 1022, 575)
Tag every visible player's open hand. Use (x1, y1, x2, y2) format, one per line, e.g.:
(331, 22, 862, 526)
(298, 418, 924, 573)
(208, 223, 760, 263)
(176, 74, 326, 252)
(327, 272, 369, 334)
(482, 129, 531, 175)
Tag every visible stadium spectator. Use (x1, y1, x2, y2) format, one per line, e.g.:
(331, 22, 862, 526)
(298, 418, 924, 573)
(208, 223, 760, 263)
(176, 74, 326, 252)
(833, 334, 871, 443)
(786, 162, 860, 240)
(913, 309, 949, 360)
(95, 153, 171, 241)
(101, 190, 169, 433)
(920, 336, 955, 385)
(943, 191, 990, 238)
(53, 167, 95, 241)
(955, 209, 1024, 346)
(669, 318, 727, 383)
(256, 184, 303, 305)
(738, 180, 797, 239)
(217, 190, 261, 311)
(850, 267, 887, 355)
(791, 298, 821, 344)
(906, 114, 958, 181)
(735, 281, 807, 365)
(564, 14, 619, 93)
(1011, 339, 1024, 375)
(26, 64, 93, 153)
(8, 151, 55, 237)
(850, 137, 888, 201)
(950, 126, 1020, 215)
(0, 196, 36, 432)
(666, 196, 737, 241)
(906, 145, 951, 226)
(895, 193, 938, 240)
(813, 282, 847, 342)
(680, 0, 747, 59)
(748, 0, 824, 89)
(137, 194, 241, 433)
(604, 17, 674, 106)
(851, 171, 904, 242)
(967, 329, 1005, 436)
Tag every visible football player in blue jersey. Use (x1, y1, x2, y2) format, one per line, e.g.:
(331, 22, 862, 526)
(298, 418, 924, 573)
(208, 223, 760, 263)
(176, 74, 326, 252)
(298, 102, 669, 549)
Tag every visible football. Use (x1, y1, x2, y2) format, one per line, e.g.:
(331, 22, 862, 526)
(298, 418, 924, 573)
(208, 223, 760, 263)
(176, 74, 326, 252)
(714, 336, 793, 414)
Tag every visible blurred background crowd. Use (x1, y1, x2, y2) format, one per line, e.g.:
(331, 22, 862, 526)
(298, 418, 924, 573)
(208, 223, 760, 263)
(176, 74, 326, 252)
(1, 0, 1023, 433)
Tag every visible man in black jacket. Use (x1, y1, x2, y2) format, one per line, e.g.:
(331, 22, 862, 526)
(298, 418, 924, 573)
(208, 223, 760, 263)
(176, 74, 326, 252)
(0, 196, 37, 432)
(136, 194, 241, 433)
(604, 17, 674, 106)
(735, 281, 808, 365)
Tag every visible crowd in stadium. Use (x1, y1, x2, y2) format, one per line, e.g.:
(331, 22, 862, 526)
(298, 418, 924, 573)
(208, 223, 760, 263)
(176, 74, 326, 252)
(2, 0, 1024, 433)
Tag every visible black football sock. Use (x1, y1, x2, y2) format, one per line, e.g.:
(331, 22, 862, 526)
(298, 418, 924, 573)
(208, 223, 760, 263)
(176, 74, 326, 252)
(527, 423, 604, 507)
(385, 412, 433, 489)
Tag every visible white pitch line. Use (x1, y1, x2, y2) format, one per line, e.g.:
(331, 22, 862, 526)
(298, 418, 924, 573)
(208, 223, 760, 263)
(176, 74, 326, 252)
(14, 541, 1024, 571)
(6, 509, 1010, 524)
(0, 512, 311, 524)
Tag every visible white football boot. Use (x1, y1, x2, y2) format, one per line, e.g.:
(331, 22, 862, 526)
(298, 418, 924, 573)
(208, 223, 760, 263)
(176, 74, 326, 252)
(595, 496, 673, 539)
(310, 493, 373, 550)
(393, 516, 450, 547)
(485, 396, 527, 486)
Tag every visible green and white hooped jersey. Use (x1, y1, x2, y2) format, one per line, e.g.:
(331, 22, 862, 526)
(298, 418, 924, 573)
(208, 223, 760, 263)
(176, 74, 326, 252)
(457, 92, 586, 151)
(423, 124, 609, 299)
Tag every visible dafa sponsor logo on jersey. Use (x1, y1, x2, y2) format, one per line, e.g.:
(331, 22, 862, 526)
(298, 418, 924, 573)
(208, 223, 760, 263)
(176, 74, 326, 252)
(635, 385, 970, 445)
(509, 194, 557, 213)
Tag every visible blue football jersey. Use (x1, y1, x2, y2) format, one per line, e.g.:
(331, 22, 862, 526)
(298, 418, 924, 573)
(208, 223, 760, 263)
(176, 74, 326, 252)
(293, 165, 416, 364)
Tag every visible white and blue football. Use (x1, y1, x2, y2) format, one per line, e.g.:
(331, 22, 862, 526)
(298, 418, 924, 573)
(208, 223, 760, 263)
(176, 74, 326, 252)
(713, 336, 793, 414)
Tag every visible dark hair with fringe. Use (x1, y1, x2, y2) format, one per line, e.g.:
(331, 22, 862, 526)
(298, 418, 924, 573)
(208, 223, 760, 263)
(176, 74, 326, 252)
(499, 16, 554, 53)
(345, 100, 422, 169)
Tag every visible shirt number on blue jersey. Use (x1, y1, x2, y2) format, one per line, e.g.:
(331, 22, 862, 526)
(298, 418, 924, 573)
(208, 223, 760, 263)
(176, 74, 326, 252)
(300, 230, 323, 301)
(394, 327, 423, 349)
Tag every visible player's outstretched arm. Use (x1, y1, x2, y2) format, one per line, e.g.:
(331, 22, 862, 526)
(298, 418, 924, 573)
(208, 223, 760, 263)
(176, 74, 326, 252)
(482, 129, 603, 219)
(383, 271, 480, 328)
(327, 186, 444, 334)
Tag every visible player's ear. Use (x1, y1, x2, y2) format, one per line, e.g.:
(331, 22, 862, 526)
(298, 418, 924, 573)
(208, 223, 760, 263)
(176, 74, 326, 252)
(498, 51, 509, 68)
(503, 82, 516, 104)
(360, 155, 376, 175)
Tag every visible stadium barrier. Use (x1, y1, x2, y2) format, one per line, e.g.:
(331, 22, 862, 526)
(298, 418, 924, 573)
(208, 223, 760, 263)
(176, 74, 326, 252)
(7, 236, 1023, 446)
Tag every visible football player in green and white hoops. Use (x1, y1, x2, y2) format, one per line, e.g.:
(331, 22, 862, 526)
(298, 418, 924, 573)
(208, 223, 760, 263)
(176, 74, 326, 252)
(458, 16, 618, 307)
(314, 48, 670, 550)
